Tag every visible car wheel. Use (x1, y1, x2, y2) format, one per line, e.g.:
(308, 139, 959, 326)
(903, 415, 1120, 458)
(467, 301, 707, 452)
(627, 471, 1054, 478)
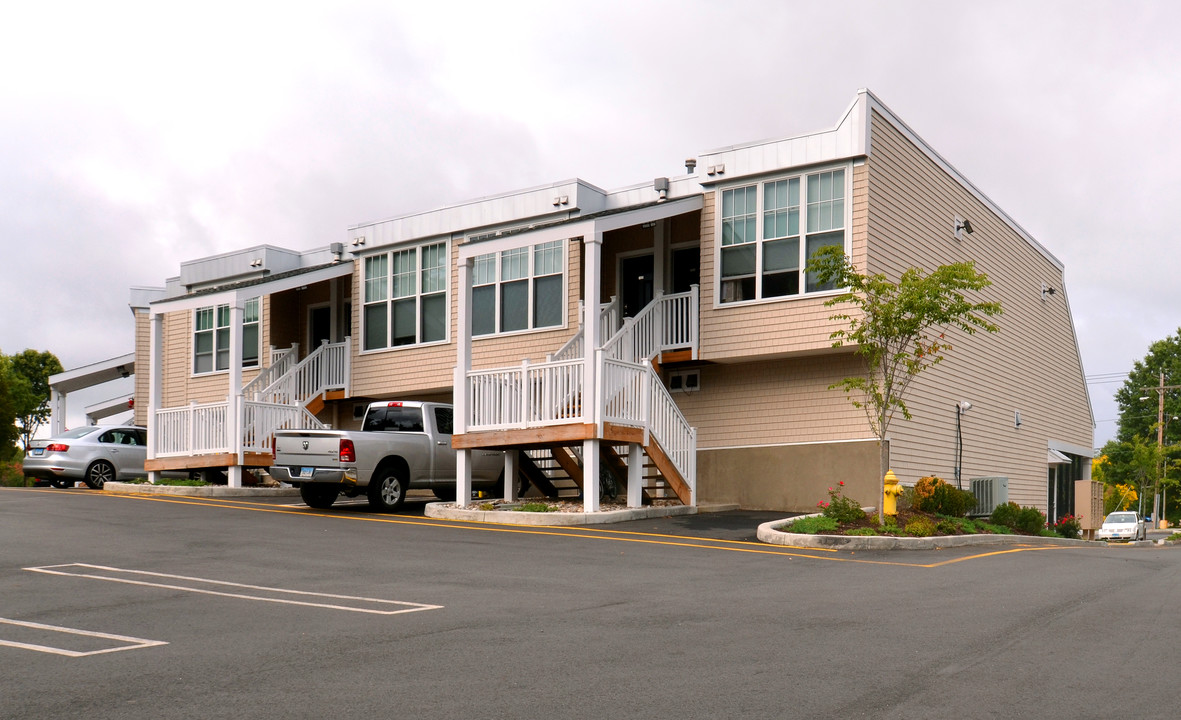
(299, 484, 339, 509)
(49, 479, 71, 489)
(84, 461, 114, 489)
(368, 468, 407, 512)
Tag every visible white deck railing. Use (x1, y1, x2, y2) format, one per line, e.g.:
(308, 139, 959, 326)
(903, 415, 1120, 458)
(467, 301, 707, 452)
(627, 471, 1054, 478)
(550, 297, 620, 363)
(257, 339, 349, 408)
(155, 401, 230, 457)
(601, 286, 698, 363)
(242, 401, 321, 453)
(242, 344, 299, 400)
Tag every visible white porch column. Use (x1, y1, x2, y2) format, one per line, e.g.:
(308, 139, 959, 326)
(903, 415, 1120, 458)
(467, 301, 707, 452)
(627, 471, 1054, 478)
(49, 387, 66, 437)
(147, 312, 164, 484)
(455, 258, 473, 507)
(627, 442, 643, 508)
(584, 231, 603, 430)
(583, 438, 601, 512)
(504, 451, 518, 501)
(227, 301, 244, 488)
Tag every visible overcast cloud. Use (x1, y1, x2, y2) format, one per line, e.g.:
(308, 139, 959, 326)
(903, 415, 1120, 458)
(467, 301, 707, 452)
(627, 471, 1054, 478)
(2, 0, 1177, 442)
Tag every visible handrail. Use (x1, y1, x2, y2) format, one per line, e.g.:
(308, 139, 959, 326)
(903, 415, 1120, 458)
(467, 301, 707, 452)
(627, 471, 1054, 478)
(601, 287, 697, 362)
(242, 343, 299, 399)
(551, 297, 619, 362)
(257, 339, 348, 409)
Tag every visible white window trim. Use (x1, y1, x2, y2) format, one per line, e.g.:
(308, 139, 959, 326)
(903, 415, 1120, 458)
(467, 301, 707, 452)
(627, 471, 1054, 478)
(712, 162, 853, 309)
(359, 239, 452, 355)
(471, 238, 568, 339)
(191, 298, 261, 376)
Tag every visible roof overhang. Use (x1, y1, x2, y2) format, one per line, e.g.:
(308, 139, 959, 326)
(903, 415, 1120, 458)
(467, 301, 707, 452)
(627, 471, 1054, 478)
(458, 195, 704, 260)
(1048, 448, 1073, 465)
(85, 393, 135, 422)
(149, 261, 354, 317)
(49, 353, 136, 394)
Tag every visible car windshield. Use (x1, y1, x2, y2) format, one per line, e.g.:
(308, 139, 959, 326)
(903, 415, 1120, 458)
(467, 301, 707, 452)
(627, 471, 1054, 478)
(57, 427, 103, 439)
(1106, 513, 1137, 524)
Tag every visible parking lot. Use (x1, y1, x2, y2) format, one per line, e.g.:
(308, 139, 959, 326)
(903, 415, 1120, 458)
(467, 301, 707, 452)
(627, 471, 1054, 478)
(3, 486, 1178, 719)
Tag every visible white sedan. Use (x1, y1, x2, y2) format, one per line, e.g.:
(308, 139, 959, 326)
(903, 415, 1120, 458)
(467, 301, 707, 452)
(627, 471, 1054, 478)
(1096, 511, 1147, 542)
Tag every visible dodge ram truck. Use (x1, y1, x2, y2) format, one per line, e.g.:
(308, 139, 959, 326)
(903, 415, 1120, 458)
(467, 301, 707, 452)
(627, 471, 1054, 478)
(270, 401, 502, 511)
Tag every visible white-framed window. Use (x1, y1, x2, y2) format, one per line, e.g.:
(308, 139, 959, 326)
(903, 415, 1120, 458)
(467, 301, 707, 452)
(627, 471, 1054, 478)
(718, 166, 848, 304)
(193, 298, 260, 374)
(362, 241, 448, 351)
(472, 239, 565, 336)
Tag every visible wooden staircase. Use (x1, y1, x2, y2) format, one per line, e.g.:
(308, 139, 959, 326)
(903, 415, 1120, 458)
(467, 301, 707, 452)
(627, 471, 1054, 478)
(512, 439, 691, 506)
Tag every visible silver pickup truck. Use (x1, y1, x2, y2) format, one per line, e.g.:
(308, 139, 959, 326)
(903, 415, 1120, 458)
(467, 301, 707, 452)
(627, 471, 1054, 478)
(270, 401, 502, 511)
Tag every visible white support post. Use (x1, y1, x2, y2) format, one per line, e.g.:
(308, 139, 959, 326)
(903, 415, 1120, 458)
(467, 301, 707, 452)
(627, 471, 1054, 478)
(627, 442, 643, 508)
(504, 451, 519, 501)
(147, 312, 163, 484)
(689, 283, 699, 360)
(227, 300, 244, 488)
(584, 231, 603, 429)
(457, 449, 472, 508)
(583, 438, 600, 512)
(455, 258, 473, 435)
(49, 387, 66, 437)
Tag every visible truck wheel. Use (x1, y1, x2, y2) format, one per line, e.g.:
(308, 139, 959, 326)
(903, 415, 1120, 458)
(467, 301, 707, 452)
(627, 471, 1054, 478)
(300, 484, 339, 509)
(368, 469, 407, 512)
(432, 487, 457, 502)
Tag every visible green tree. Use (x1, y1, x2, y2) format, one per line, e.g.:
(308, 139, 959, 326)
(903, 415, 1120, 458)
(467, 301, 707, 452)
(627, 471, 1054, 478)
(809, 246, 1003, 524)
(1114, 330, 1181, 443)
(0, 356, 20, 460)
(6, 349, 63, 452)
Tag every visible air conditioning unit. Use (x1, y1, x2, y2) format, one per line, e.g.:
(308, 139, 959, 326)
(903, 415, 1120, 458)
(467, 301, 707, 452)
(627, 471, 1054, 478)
(970, 476, 1009, 516)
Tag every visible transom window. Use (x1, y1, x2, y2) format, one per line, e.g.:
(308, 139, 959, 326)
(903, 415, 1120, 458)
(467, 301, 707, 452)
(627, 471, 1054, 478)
(363, 242, 448, 351)
(719, 167, 848, 303)
(472, 240, 564, 336)
(193, 298, 260, 374)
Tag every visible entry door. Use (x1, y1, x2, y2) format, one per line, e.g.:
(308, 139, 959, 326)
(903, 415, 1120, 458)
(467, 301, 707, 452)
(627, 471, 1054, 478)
(309, 306, 331, 349)
(619, 254, 654, 318)
(671, 247, 700, 294)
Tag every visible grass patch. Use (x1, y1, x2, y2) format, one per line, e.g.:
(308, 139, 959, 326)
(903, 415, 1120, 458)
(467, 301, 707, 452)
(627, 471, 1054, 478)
(782, 515, 838, 534)
(844, 527, 878, 536)
(516, 502, 556, 513)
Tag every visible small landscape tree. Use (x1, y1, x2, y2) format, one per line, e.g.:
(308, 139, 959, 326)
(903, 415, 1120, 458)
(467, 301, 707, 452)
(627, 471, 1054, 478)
(7, 349, 63, 452)
(808, 246, 1002, 524)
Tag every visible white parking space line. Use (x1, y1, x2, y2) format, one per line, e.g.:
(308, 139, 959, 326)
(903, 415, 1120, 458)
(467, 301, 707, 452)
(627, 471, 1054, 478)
(24, 564, 443, 615)
(0, 617, 168, 657)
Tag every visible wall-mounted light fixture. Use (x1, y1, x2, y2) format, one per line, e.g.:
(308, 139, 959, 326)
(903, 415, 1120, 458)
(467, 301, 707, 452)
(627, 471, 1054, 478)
(552, 195, 569, 207)
(707, 163, 725, 176)
(654, 177, 669, 202)
(1041, 283, 1057, 301)
(351, 236, 366, 247)
(954, 217, 974, 240)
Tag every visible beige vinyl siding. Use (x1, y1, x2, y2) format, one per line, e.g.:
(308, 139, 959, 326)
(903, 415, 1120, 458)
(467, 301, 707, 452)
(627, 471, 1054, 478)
(866, 111, 1092, 508)
(157, 298, 269, 409)
(350, 237, 583, 398)
(674, 352, 872, 449)
(133, 308, 150, 426)
(697, 163, 869, 361)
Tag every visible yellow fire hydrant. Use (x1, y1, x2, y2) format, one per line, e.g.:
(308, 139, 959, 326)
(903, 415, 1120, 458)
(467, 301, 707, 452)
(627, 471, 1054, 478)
(883, 470, 903, 517)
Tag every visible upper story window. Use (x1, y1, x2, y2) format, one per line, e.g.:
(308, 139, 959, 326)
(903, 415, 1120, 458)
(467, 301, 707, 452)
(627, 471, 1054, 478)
(363, 241, 448, 351)
(193, 298, 260, 374)
(719, 166, 848, 304)
(472, 239, 564, 336)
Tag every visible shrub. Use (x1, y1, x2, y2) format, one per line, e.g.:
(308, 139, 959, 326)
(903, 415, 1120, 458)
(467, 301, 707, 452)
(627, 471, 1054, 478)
(1053, 514, 1081, 539)
(897, 485, 916, 512)
(0, 461, 28, 487)
(990, 501, 1021, 528)
(845, 527, 878, 536)
(784, 515, 838, 534)
(912, 475, 976, 517)
(517, 502, 555, 513)
(906, 516, 937, 537)
(817, 481, 866, 524)
(1015, 506, 1047, 535)
(935, 518, 960, 536)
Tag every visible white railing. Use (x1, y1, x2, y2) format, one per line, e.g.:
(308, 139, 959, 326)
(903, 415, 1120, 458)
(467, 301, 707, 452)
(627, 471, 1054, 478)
(155, 401, 230, 457)
(467, 358, 584, 431)
(257, 339, 349, 409)
(242, 344, 299, 400)
(551, 297, 620, 362)
(598, 357, 696, 492)
(602, 286, 698, 363)
(242, 400, 321, 453)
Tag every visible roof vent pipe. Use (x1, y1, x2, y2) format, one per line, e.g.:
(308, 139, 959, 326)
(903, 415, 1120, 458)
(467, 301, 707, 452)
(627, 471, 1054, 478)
(654, 177, 669, 202)
(685, 158, 697, 174)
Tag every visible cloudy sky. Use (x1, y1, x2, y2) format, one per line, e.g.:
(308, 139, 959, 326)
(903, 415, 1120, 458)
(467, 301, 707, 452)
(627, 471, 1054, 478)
(1, 0, 1176, 441)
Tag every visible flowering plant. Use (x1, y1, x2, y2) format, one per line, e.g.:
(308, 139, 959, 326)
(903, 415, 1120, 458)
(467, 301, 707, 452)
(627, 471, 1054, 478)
(817, 481, 866, 524)
(1052, 513, 1081, 539)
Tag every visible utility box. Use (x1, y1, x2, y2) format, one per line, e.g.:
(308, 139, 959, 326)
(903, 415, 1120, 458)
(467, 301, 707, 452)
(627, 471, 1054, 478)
(970, 476, 1009, 516)
(1075, 480, 1104, 540)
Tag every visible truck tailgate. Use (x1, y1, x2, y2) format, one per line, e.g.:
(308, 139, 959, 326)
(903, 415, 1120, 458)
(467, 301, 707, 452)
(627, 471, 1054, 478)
(274, 431, 344, 467)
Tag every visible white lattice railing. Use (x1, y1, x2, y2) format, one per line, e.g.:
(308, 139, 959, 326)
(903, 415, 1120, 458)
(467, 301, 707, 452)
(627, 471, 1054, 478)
(257, 339, 349, 409)
(551, 297, 620, 362)
(601, 286, 698, 363)
(242, 401, 321, 453)
(242, 344, 299, 400)
(467, 358, 585, 431)
(155, 401, 230, 457)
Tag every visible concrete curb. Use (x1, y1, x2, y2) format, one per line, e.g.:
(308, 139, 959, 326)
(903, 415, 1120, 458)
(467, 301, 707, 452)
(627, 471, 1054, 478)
(425, 502, 698, 526)
(757, 517, 1101, 551)
(104, 482, 301, 498)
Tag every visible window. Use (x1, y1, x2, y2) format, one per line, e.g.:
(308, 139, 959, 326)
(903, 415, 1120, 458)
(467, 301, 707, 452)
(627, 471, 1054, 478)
(193, 298, 260, 373)
(718, 166, 848, 304)
(472, 239, 565, 336)
(362, 404, 424, 432)
(362, 242, 448, 351)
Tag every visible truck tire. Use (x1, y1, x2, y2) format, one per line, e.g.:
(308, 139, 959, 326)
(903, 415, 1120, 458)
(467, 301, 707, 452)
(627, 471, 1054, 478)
(300, 483, 339, 509)
(368, 468, 407, 512)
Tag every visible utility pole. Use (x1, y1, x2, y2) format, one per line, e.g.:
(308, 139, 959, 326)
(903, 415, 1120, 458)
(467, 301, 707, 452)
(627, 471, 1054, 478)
(1142, 373, 1181, 528)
